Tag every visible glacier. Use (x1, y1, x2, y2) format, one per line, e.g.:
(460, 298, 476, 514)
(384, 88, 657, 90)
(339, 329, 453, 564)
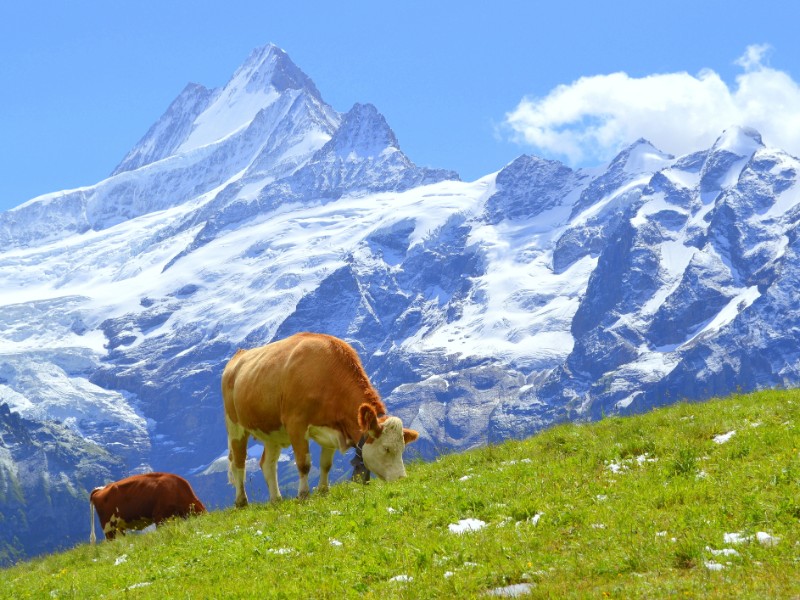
(1, 44, 800, 563)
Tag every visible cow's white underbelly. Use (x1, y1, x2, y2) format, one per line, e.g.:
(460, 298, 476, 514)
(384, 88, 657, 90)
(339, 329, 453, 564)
(250, 427, 290, 448)
(248, 425, 346, 453)
(306, 425, 348, 453)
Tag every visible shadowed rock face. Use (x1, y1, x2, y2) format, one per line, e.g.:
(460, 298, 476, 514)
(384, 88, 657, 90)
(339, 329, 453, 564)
(0, 403, 124, 563)
(485, 155, 583, 225)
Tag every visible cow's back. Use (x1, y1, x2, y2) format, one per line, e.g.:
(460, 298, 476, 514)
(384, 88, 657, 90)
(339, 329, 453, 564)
(223, 333, 381, 434)
(148, 473, 206, 516)
(90, 473, 204, 540)
(92, 476, 157, 522)
(98, 474, 200, 515)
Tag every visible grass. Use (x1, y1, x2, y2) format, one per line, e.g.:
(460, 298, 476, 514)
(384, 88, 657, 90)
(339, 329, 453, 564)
(2, 389, 799, 598)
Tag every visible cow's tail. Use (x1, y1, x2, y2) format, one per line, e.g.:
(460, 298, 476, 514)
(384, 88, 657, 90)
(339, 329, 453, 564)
(89, 493, 96, 544)
(89, 486, 102, 544)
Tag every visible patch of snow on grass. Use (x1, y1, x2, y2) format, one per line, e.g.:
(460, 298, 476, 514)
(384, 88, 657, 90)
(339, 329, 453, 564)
(756, 531, 780, 547)
(449, 518, 487, 534)
(704, 561, 725, 571)
(126, 583, 152, 590)
(713, 431, 736, 444)
(606, 461, 628, 474)
(721, 531, 778, 546)
(516, 513, 543, 527)
(724, 532, 750, 544)
(607, 454, 658, 474)
(484, 582, 534, 597)
(502, 459, 532, 466)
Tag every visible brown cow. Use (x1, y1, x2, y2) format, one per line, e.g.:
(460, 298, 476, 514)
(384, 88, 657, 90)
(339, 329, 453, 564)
(89, 472, 206, 543)
(222, 332, 419, 505)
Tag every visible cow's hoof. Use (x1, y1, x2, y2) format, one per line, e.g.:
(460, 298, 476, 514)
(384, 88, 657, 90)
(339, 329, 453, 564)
(234, 498, 248, 509)
(317, 486, 329, 495)
(297, 491, 310, 501)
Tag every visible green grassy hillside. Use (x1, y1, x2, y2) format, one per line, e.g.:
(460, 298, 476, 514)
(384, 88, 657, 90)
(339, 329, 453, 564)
(2, 390, 799, 598)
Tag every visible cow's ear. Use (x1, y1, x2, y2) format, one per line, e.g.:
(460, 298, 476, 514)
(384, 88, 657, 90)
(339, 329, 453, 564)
(358, 404, 383, 438)
(403, 428, 419, 444)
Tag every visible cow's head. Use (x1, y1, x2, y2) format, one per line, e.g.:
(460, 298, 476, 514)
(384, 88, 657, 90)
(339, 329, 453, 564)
(358, 404, 418, 482)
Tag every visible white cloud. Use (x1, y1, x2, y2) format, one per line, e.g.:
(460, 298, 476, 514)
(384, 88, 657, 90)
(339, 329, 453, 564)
(504, 45, 800, 164)
(735, 44, 771, 71)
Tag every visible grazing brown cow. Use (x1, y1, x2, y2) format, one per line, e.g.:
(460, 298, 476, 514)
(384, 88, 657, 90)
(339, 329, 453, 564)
(222, 332, 419, 505)
(89, 472, 206, 543)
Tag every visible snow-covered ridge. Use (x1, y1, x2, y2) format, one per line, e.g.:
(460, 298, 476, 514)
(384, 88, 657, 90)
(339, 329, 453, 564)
(177, 46, 297, 154)
(0, 44, 341, 251)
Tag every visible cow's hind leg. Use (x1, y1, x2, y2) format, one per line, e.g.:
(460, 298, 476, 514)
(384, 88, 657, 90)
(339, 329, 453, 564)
(318, 446, 335, 494)
(103, 514, 122, 541)
(100, 519, 115, 541)
(226, 417, 249, 508)
(260, 442, 283, 503)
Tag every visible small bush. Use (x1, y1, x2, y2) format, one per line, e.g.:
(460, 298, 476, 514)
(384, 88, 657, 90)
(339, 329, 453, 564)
(673, 537, 702, 570)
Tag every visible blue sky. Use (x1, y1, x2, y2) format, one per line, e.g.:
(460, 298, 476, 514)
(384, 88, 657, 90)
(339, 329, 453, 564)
(1, 1, 799, 212)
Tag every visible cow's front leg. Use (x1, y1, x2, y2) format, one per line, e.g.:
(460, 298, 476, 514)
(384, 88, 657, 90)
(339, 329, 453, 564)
(261, 442, 283, 503)
(227, 426, 249, 508)
(289, 431, 312, 499)
(318, 446, 335, 494)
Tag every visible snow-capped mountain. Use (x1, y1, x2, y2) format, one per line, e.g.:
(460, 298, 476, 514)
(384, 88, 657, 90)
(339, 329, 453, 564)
(2, 44, 799, 563)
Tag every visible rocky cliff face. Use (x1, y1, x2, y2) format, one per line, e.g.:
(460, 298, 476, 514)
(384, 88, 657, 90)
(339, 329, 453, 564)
(0, 403, 123, 563)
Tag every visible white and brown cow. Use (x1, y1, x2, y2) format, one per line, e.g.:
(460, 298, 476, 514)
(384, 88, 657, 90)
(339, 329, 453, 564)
(89, 472, 206, 542)
(222, 332, 419, 505)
